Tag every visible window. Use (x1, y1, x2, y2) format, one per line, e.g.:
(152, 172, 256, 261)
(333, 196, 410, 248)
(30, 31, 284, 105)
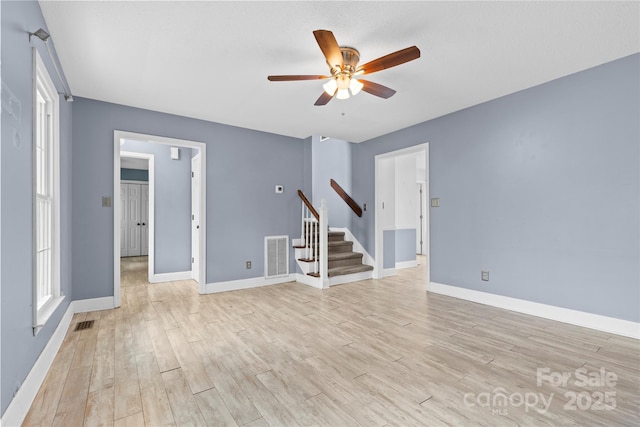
(33, 49, 62, 333)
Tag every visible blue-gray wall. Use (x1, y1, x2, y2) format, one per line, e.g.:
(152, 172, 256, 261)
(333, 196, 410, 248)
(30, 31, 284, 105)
(72, 97, 306, 299)
(312, 137, 354, 228)
(383, 230, 395, 269)
(395, 229, 417, 264)
(120, 140, 192, 274)
(120, 168, 148, 181)
(1, 0, 73, 415)
(352, 53, 640, 322)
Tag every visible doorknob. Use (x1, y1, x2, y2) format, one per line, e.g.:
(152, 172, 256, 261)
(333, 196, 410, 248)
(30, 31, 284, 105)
(137, 223, 141, 226)
(197, 225, 200, 229)
(142, 223, 146, 226)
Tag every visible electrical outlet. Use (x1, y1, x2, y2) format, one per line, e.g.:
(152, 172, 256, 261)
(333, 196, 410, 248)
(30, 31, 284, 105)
(481, 270, 489, 281)
(246, 261, 252, 269)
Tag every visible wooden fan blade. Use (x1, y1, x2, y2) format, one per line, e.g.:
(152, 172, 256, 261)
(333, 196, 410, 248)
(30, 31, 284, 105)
(268, 75, 328, 81)
(313, 30, 343, 70)
(314, 91, 334, 106)
(360, 79, 396, 99)
(356, 46, 420, 75)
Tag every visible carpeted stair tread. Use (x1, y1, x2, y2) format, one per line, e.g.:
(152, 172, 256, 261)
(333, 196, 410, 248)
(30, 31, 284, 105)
(328, 252, 363, 261)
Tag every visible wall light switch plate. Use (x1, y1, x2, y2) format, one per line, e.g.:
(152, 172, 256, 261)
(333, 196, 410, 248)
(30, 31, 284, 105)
(102, 196, 112, 207)
(431, 198, 440, 207)
(275, 185, 284, 194)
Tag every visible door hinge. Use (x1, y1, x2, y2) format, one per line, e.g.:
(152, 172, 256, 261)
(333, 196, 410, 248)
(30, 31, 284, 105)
(191, 172, 194, 178)
(192, 257, 194, 263)
(192, 214, 194, 220)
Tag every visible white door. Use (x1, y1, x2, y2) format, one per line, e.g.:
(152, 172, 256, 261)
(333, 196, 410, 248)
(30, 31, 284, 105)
(120, 182, 149, 257)
(127, 184, 142, 256)
(191, 153, 201, 282)
(140, 184, 149, 256)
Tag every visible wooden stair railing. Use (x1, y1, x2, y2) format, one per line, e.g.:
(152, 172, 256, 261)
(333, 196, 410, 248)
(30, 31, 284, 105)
(297, 190, 319, 220)
(330, 179, 363, 217)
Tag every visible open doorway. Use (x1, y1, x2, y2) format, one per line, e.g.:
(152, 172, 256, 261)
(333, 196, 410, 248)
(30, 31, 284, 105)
(113, 131, 207, 307)
(374, 143, 430, 284)
(119, 152, 152, 289)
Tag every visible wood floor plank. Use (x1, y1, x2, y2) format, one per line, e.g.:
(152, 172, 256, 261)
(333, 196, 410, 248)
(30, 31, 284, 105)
(113, 411, 145, 427)
(114, 366, 142, 420)
(145, 318, 180, 373)
(194, 388, 239, 427)
(52, 366, 92, 427)
(218, 352, 300, 427)
(191, 340, 262, 426)
(139, 384, 176, 427)
(165, 327, 214, 394)
(161, 368, 207, 426)
(135, 351, 176, 426)
(84, 385, 115, 426)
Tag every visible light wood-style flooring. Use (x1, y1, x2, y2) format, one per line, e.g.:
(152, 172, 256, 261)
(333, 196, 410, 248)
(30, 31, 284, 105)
(24, 256, 639, 426)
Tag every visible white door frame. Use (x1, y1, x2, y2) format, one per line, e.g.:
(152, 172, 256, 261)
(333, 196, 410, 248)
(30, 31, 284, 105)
(191, 152, 201, 282)
(113, 131, 207, 307)
(374, 143, 430, 285)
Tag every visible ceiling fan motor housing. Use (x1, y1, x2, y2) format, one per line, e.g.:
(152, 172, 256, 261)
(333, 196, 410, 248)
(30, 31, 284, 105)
(332, 47, 360, 74)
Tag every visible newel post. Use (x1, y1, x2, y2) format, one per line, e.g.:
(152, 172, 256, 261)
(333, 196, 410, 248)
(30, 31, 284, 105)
(319, 199, 329, 289)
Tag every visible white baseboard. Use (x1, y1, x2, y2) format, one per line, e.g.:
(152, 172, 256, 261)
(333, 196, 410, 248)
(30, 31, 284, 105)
(149, 270, 192, 283)
(72, 296, 115, 313)
(1, 303, 74, 427)
(383, 268, 396, 277)
(429, 282, 640, 339)
(395, 260, 418, 270)
(204, 274, 295, 294)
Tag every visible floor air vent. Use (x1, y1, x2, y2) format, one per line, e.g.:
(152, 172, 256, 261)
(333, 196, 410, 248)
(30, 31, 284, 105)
(265, 235, 289, 278)
(74, 320, 95, 331)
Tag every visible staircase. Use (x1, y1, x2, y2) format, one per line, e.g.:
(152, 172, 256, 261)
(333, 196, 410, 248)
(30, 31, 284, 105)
(326, 231, 373, 277)
(295, 191, 373, 288)
(294, 227, 373, 286)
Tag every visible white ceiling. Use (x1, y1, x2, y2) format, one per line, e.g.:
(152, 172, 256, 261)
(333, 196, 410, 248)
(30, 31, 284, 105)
(39, 1, 639, 143)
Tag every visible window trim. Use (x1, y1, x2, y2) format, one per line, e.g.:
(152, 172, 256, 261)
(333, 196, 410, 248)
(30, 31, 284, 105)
(32, 48, 63, 335)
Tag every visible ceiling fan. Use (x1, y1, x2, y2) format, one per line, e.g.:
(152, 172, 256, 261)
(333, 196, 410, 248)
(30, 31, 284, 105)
(267, 30, 420, 106)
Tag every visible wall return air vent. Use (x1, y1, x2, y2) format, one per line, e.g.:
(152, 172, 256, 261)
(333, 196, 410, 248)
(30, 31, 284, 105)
(265, 235, 289, 278)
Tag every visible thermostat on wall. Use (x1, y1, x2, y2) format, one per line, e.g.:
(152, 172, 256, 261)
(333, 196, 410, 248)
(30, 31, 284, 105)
(275, 185, 284, 194)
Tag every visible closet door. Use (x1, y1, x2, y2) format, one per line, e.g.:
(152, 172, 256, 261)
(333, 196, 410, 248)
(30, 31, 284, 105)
(126, 184, 142, 256)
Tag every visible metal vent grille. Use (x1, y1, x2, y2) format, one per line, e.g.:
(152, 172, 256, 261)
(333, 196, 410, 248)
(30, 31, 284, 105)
(265, 236, 289, 278)
(74, 320, 94, 331)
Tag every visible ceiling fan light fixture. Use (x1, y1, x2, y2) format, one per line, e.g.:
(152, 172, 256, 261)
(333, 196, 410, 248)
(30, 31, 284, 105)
(323, 79, 338, 96)
(336, 88, 350, 100)
(349, 78, 363, 95)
